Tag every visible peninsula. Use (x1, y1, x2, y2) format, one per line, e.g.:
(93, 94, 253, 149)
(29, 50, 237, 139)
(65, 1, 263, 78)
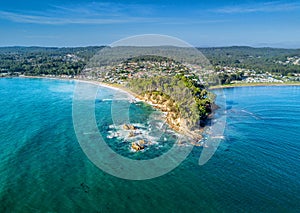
(91, 55, 214, 148)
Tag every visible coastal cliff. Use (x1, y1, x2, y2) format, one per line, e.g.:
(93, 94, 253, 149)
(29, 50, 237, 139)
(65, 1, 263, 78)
(135, 91, 204, 143)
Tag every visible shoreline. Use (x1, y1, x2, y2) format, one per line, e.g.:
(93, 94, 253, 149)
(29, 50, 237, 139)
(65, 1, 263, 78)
(19, 75, 124, 92)
(16, 75, 203, 142)
(209, 82, 300, 90)
(11, 75, 300, 90)
(10, 75, 300, 143)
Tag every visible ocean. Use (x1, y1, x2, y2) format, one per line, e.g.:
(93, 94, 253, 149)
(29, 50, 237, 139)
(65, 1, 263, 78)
(0, 78, 299, 212)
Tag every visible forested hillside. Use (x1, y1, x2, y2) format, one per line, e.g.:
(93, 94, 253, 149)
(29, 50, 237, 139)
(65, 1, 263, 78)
(200, 46, 300, 75)
(1, 46, 300, 78)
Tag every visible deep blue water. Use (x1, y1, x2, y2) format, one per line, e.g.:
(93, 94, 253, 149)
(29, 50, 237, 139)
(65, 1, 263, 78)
(0, 78, 299, 212)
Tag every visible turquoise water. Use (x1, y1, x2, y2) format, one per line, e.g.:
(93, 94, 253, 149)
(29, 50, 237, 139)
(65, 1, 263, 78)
(0, 78, 300, 212)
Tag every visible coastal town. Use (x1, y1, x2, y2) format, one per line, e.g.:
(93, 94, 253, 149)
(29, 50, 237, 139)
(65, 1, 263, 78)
(3, 65, 300, 85)
(55, 51, 295, 87)
(3, 55, 299, 86)
(1, 46, 300, 86)
(83, 57, 300, 86)
(213, 66, 300, 84)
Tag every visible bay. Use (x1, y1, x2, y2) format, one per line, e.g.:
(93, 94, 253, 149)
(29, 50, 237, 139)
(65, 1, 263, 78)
(0, 78, 299, 212)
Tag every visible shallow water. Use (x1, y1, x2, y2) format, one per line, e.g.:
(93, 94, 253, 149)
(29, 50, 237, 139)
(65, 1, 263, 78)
(0, 78, 299, 212)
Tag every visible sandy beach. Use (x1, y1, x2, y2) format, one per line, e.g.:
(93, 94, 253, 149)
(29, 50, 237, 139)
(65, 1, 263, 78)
(209, 82, 300, 90)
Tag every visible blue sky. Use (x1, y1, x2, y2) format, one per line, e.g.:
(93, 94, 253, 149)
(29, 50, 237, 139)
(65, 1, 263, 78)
(1, 0, 300, 47)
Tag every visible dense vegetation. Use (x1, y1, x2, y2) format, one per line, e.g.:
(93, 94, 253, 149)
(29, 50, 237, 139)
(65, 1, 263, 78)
(127, 74, 213, 128)
(199, 46, 300, 75)
(0, 46, 103, 76)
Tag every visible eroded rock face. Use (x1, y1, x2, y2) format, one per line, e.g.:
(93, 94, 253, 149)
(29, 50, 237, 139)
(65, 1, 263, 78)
(138, 93, 182, 130)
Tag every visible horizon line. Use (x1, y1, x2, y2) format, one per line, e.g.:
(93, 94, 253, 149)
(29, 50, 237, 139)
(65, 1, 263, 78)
(0, 45, 300, 50)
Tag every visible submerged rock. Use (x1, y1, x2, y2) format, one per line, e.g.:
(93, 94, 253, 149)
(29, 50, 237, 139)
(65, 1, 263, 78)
(80, 183, 90, 193)
(128, 131, 135, 137)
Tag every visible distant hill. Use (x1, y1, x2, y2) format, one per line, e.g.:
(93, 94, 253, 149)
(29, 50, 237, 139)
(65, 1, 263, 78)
(199, 46, 300, 75)
(0, 46, 104, 76)
(0, 46, 299, 76)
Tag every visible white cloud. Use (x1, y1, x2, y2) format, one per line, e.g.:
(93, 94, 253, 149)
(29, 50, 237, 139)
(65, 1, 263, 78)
(0, 2, 225, 26)
(213, 1, 300, 14)
(0, 2, 158, 25)
(0, 11, 156, 25)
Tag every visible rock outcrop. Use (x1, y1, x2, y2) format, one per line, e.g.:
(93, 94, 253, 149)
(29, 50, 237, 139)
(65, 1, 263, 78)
(131, 140, 146, 151)
(123, 124, 136, 130)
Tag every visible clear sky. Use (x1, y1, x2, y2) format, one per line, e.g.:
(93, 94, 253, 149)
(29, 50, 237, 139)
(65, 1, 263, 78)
(1, 0, 300, 47)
